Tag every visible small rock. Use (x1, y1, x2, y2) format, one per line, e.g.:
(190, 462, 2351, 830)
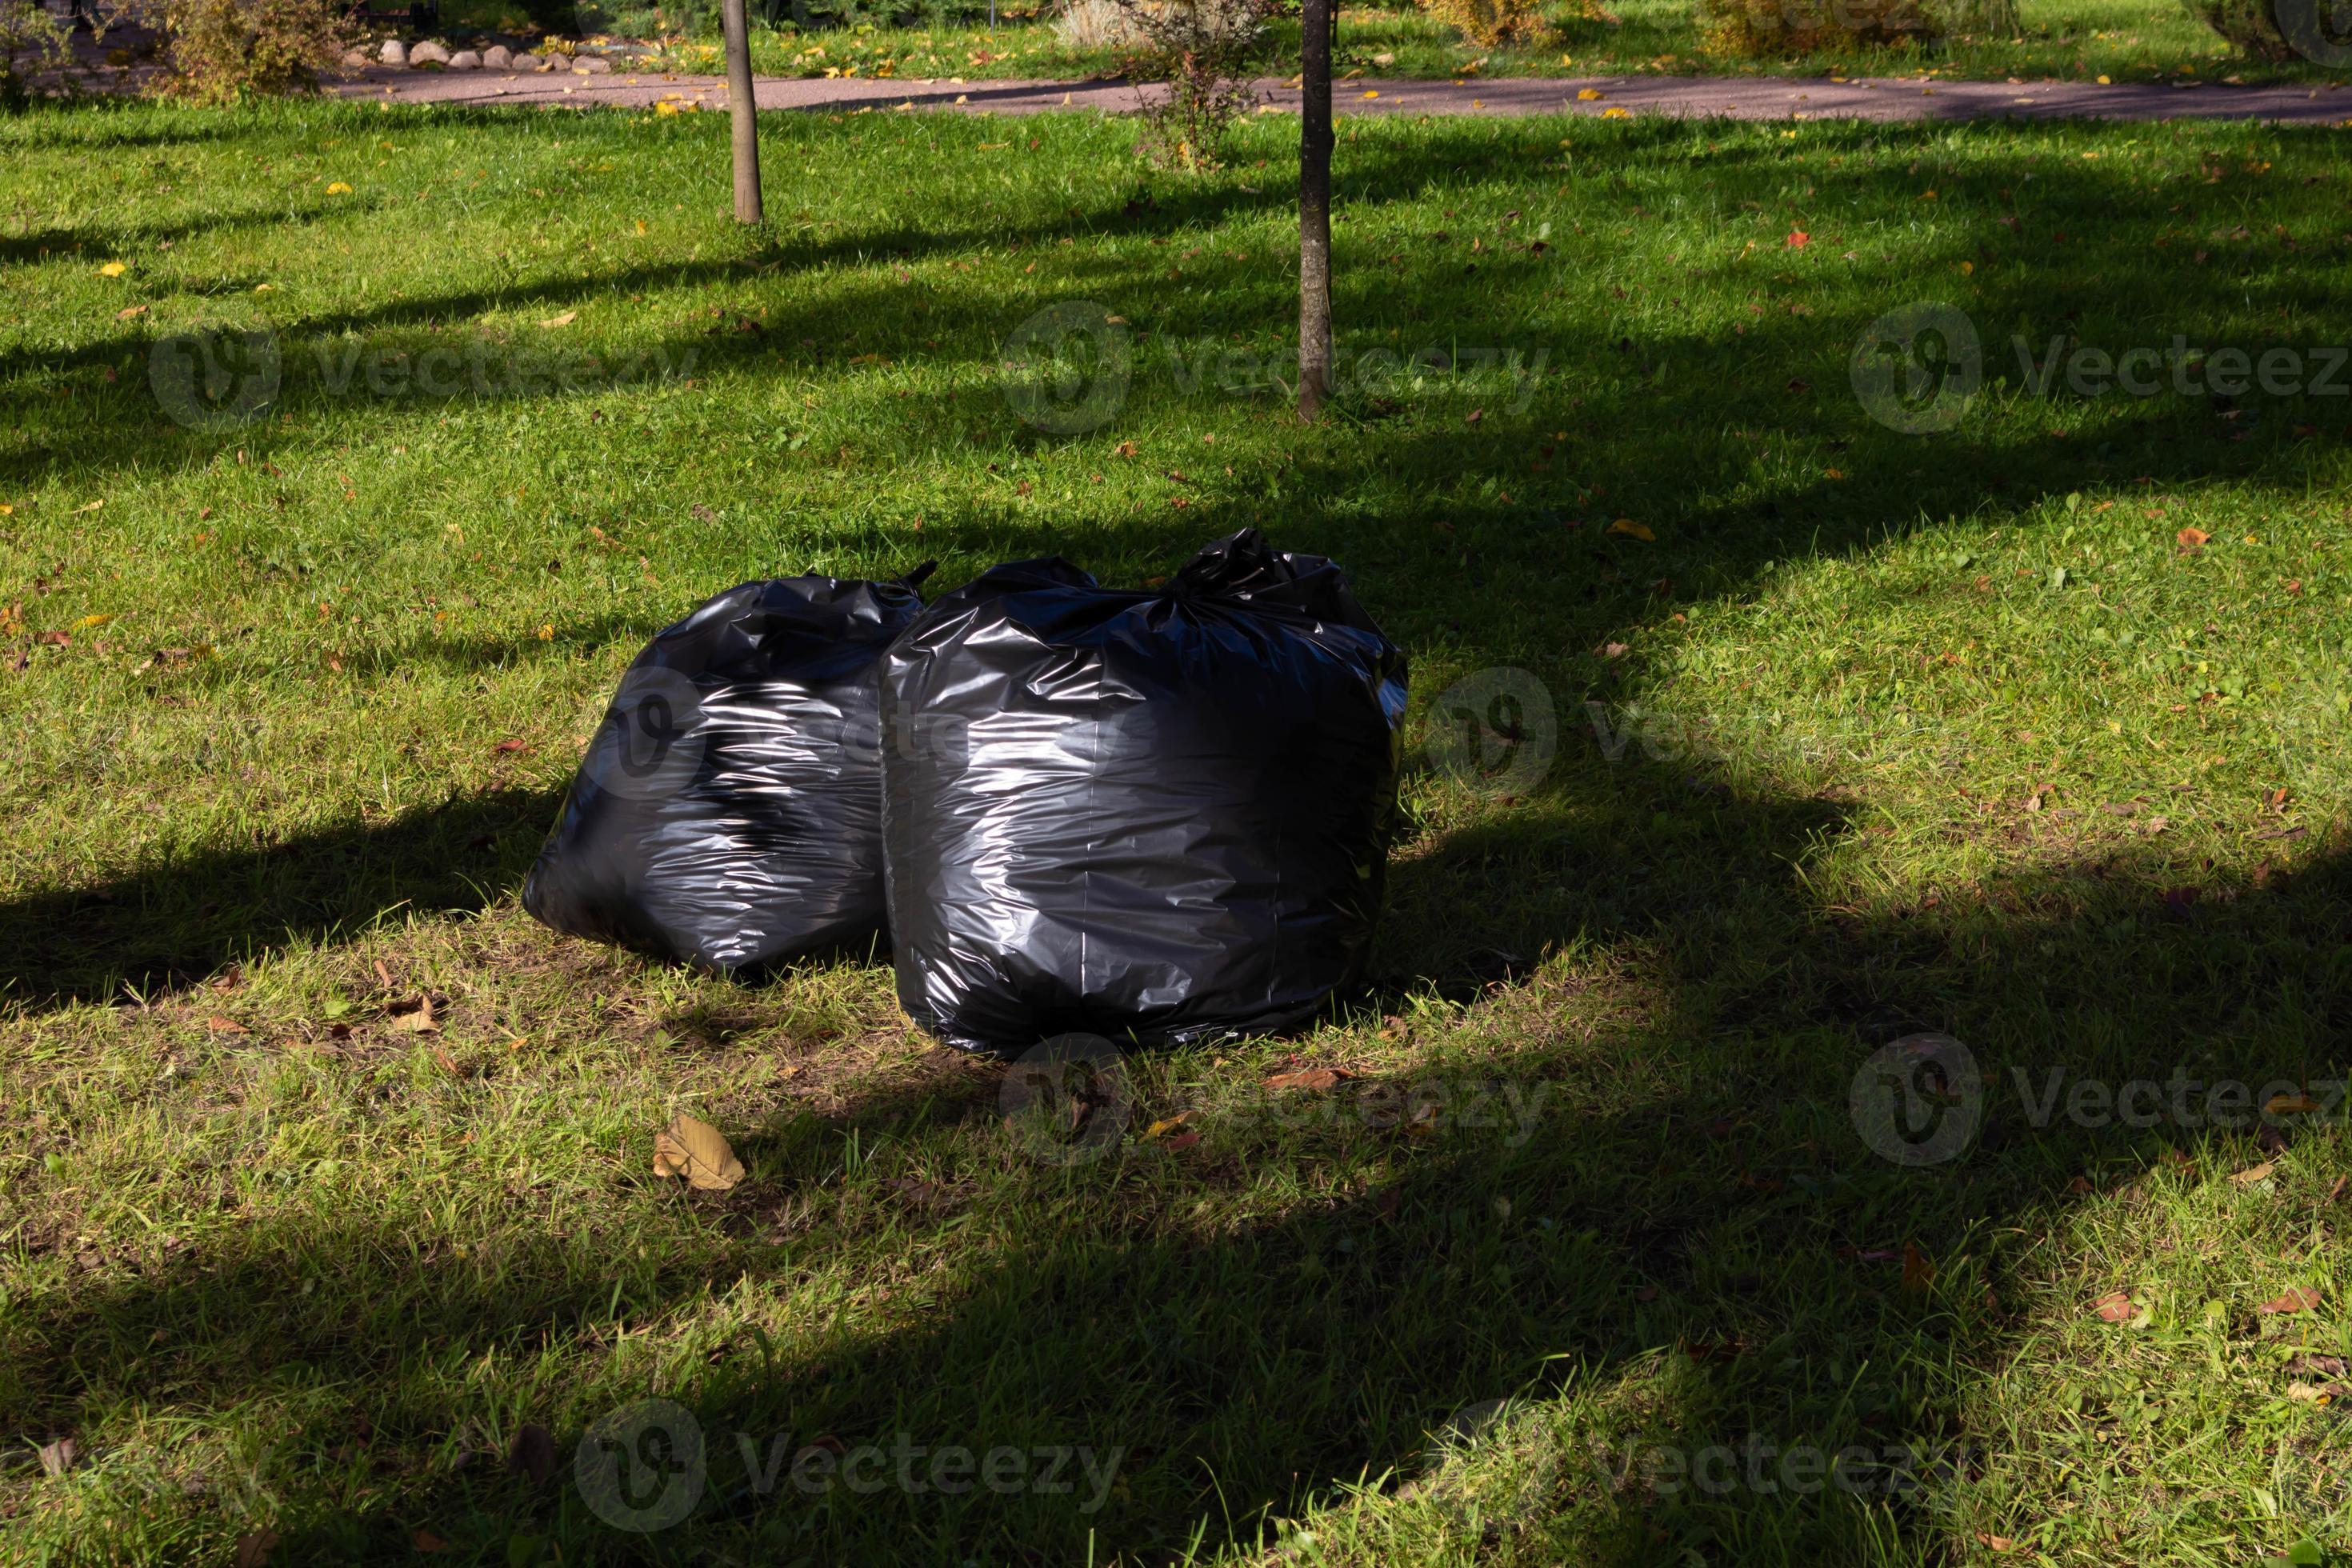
(410, 38, 450, 63)
(574, 54, 610, 73)
(508, 51, 539, 70)
(539, 52, 570, 70)
(377, 38, 407, 64)
(448, 49, 481, 68)
(482, 43, 511, 67)
(342, 46, 371, 66)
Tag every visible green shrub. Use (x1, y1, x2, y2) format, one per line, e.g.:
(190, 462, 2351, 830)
(155, 0, 354, 104)
(0, 0, 73, 108)
(2178, 0, 2298, 59)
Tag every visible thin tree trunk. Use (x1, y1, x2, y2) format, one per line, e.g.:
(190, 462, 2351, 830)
(722, 0, 764, 225)
(1297, 0, 1333, 422)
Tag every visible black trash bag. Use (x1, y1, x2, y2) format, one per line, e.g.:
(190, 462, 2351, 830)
(524, 566, 934, 974)
(881, 529, 1408, 1054)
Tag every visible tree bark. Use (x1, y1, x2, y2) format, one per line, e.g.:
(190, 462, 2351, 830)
(1296, 0, 1333, 422)
(722, 0, 764, 225)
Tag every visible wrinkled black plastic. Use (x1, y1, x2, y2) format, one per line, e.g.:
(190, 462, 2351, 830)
(524, 570, 930, 974)
(881, 530, 1409, 1054)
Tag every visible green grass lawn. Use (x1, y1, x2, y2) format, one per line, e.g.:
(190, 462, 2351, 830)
(6, 94, 2352, 1566)
(482, 0, 2346, 86)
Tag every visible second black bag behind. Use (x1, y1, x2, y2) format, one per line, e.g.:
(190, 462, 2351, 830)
(881, 530, 1407, 1054)
(524, 567, 930, 974)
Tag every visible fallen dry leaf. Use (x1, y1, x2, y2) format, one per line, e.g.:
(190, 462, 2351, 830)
(508, 1422, 558, 1485)
(538, 310, 578, 328)
(2266, 1093, 2322, 1114)
(37, 1437, 76, 1477)
(2093, 1290, 2136, 1322)
(652, 1114, 744, 1190)
(387, 996, 439, 1034)
(2176, 526, 2210, 553)
(1606, 518, 1655, 541)
(1901, 1242, 1935, 1296)
(2230, 1161, 2276, 1185)
(411, 1528, 449, 1552)
(1162, 1130, 1202, 1151)
(1140, 1112, 1194, 1141)
(2286, 1381, 2342, 1405)
(1263, 1067, 1353, 1092)
(204, 1015, 250, 1035)
(234, 1531, 279, 1568)
(2258, 1286, 2322, 1315)
(1975, 1535, 2016, 1554)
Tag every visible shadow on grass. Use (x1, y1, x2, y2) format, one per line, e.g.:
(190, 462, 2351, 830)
(0, 786, 560, 1010)
(6, 750, 2348, 1562)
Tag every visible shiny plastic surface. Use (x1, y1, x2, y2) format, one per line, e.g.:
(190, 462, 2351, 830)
(881, 530, 1409, 1054)
(524, 571, 929, 974)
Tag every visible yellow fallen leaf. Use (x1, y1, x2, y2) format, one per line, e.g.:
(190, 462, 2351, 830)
(538, 310, 578, 327)
(74, 499, 104, 514)
(2096, 74, 2111, 83)
(655, 101, 680, 114)
(537, 623, 554, 641)
(1141, 1112, 1194, 1141)
(1360, 89, 1378, 98)
(652, 1114, 744, 1190)
(326, 181, 353, 194)
(1608, 518, 1654, 541)
(73, 614, 113, 630)
(117, 305, 148, 320)
(1602, 106, 1630, 118)
(2266, 1093, 2321, 1114)
(1576, 87, 1605, 100)
(2230, 1161, 2276, 1185)
(98, 261, 127, 277)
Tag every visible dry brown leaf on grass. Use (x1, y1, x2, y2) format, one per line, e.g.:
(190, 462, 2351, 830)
(1901, 1242, 1935, 1296)
(653, 1114, 744, 1190)
(1975, 1534, 2016, 1554)
(234, 1531, 278, 1568)
(411, 1528, 450, 1552)
(2230, 1161, 2276, 1185)
(2267, 1092, 2322, 1114)
(387, 996, 439, 1034)
(508, 1422, 558, 1484)
(2092, 1290, 2137, 1322)
(1262, 1067, 1353, 1092)
(204, 1015, 249, 1034)
(538, 310, 578, 328)
(2259, 1286, 2322, 1315)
